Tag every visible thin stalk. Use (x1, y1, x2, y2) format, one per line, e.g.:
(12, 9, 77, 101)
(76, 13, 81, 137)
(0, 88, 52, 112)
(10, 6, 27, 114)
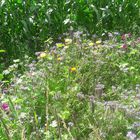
(0, 115, 11, 140)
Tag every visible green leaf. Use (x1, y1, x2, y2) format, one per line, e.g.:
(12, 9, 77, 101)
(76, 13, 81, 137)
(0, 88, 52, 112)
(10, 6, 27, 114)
(0, 74, 3, 80)
(0, 50, 6, 53)
(90, 4, 100, 21)
(17, 0, 22, 3)
(15, 99, 23, 104)
(59, 110, 70, 120)
(130, 49, 138, 55)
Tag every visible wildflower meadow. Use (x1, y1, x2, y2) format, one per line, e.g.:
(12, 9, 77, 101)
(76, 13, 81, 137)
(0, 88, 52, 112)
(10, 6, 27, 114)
(0, 0, 140, 140)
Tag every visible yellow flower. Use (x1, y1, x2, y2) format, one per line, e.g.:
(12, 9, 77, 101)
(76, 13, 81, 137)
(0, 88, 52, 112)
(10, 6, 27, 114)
(70, 67, 77, 73)
(96, 40, 102, 44)
(65, 38, 72, 45)
(64, 45, 69, 49)
(57, 57, 62, 61)
(88, 42, 94, 46)
(56, 43, 64, 48)
(39, 52, 47, 58)
(84, 46, 88, 50)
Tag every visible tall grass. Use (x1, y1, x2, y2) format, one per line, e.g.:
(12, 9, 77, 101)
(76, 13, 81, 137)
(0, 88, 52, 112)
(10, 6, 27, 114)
(0, 0, 139, 64)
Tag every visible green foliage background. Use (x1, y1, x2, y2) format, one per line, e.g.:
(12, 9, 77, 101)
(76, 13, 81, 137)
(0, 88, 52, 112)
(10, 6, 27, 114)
(0, 0, 139, 61)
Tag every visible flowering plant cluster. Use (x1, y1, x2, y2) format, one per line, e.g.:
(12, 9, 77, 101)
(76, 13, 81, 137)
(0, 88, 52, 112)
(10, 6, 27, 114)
(0, 32, 140, 140)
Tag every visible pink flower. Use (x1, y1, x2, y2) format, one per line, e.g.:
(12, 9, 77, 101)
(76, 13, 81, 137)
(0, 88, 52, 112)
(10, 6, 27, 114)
(128, 33, 131, 38)
(137, 37, 140, 44)
(122, 44, 127, 49)
(1, 103, 9, 111)
(121, 34, 126, 40)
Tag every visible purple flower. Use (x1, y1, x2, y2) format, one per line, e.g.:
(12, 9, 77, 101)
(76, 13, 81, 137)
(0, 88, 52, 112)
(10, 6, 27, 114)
(132, 122, 140, 128)
(77, 92, 85, 100)
(1, 103, 9, 111)
(126, 131, 136, 140)
(114, 32, 120, 36)
(2, 88, 8, 94)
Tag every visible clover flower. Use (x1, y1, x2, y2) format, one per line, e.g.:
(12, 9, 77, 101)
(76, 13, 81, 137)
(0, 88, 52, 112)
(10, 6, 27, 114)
(1, 103, 9, 111)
